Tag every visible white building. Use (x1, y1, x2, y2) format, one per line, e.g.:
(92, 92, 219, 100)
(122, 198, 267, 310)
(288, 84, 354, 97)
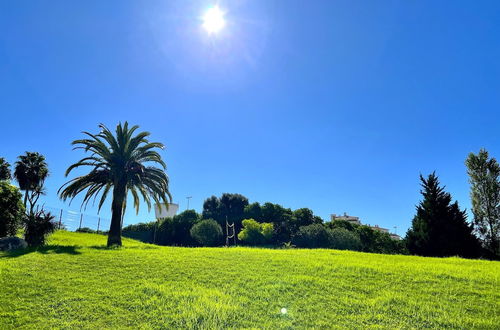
(154, 203, 179, 219)
(330, 213, 361, 225)
(330, 212, 401, 240)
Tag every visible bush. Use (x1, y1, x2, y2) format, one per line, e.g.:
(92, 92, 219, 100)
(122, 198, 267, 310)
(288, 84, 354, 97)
(238, 219, 274, 245)
(190, 219, 223, 246)
(261, 223, 274, 241)
(330, 228, 362, 251)
(292, 224, 333, 248)
(157, 210, 200, 246)
(76, 227, 97, 234)
(122, 222, 157, 243)
(0, 182, 25, 237)
(24, 210, 56, 247)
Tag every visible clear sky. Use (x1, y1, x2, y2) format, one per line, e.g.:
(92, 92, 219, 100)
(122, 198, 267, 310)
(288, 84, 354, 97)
(1, 1, 499, 234)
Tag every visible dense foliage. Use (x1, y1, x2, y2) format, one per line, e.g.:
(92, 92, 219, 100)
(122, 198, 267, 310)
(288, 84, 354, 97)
(157, 210, 200, 246)
(293, 224, 334, 248)
(330, 227, 362, 250)
(202, 193, 249, 233)
(0, 157, 11, 181)
(406, 173, 480, 258)
(466, 149, 500, 258)
(0, 182, 25, 237)
(237, 219, 273, 245)
(122, 222, 157, 243)
(190, 219, 223, 247)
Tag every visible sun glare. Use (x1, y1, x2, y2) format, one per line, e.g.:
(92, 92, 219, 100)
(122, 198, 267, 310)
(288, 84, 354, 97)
(202, 5, 226, 34)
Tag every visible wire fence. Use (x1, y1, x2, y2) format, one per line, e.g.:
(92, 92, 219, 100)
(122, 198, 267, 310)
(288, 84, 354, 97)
(44, 206, 112, 233)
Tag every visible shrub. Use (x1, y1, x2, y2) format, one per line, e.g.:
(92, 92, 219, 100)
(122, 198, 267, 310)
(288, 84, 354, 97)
(261, 223, 274, 241)
(190, 219, 223, 247)
(0, 182, 25, 237)
(76, 227, 97, 234)
(292, 224, 333, 248)
(326, 219, 358, 232)
(330, 228, 362, 251)
(24, 210, 56, 247)
(238, 219, 274, 245)
(157, 210, 200, 246)
(122, 222, 157, 243)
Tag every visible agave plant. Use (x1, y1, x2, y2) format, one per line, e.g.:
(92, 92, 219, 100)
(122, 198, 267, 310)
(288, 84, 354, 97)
(59, 122, 172, 246)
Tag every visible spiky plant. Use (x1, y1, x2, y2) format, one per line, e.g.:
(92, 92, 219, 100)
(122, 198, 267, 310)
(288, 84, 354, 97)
(59, 122, 172, 247)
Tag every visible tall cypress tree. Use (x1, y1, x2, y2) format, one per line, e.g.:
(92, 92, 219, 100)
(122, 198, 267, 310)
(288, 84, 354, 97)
(406, 173, 480, 258)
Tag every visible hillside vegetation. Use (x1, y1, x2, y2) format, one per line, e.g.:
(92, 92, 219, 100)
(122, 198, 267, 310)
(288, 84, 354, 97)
(1, 231, 499, 329)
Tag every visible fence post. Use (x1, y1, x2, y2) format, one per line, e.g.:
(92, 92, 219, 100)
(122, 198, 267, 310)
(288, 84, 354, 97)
(58, 209, 63, 229)
(79, 214, 83, 230)
(97, 217, 100, 234)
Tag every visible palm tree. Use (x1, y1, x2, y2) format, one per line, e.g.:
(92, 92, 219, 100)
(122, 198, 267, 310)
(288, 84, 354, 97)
(59, 122, 172, 247)
(14, 152, 49, 213)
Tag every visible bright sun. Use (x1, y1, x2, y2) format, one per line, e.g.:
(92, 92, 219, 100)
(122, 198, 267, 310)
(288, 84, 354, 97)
(202, 5, 226, 34)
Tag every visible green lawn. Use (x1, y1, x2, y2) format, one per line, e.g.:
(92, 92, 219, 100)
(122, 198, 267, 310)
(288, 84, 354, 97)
(1, 231, 499, 329)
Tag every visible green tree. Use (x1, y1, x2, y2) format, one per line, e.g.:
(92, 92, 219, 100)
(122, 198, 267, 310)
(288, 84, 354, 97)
(202, 196, 221, 221)
(406, 173, 480, 258)
(465, 149, 500, 257)
(14, 152, 49, 214)
(190, 219, 223, 246)
(219, 193, 249, 229)
(292, 224, 333, 248)
(261, 202, 294, 243)
(202, 193, 249, 233)
(237, 219, 274, 245)
(158, 210, 200, 246)
(243, 202, 263, 221)
(330, 227, 362, 251)
(59, 122, 171, 247)
(292, 208, 323, 233)
(0, 157, 11, 181)
(0, 182, 25, 237)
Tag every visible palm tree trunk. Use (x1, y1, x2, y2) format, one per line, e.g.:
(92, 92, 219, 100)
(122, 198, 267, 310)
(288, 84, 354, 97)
(107, 182, 126, 247)
(23, 189, 28, 208)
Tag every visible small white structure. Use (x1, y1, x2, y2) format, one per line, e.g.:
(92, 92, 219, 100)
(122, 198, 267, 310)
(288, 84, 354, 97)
(154, 203, 179, 219)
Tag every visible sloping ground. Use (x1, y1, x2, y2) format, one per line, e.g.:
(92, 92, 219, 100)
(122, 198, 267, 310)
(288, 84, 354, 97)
(1, 231, 499, 329)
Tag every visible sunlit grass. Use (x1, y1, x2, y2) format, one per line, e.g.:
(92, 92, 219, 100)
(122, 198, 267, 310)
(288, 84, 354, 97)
(1, 231, 498, 328)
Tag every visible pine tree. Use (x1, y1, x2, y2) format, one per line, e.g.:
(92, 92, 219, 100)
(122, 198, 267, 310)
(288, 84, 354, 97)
(406, 173, 480, 258)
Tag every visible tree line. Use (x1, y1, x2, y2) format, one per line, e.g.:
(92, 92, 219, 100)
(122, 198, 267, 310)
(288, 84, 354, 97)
(121, 193, 407, 254)
(1, 122, 498, 260)
(406, 149, 499, 259)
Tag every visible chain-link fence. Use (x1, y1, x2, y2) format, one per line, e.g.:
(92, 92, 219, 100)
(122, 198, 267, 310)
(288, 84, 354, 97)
(44, 206, 111, 233)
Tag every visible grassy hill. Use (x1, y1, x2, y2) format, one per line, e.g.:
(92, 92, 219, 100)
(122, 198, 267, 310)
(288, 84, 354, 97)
(1, 231, 499, 329)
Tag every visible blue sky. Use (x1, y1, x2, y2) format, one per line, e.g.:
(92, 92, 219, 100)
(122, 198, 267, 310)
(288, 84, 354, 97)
(1, 1, 499, 234)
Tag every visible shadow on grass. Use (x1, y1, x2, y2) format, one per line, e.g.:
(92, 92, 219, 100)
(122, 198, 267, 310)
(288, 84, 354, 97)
(0, 245, 82, 258)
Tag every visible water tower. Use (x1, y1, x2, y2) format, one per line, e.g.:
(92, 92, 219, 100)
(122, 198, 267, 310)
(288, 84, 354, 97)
(154, 203, 179, 219)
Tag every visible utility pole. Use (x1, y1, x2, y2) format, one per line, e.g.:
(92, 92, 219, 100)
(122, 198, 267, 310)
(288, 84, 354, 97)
(186, 196, 192, 210)
(393, 226, 397, 235)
